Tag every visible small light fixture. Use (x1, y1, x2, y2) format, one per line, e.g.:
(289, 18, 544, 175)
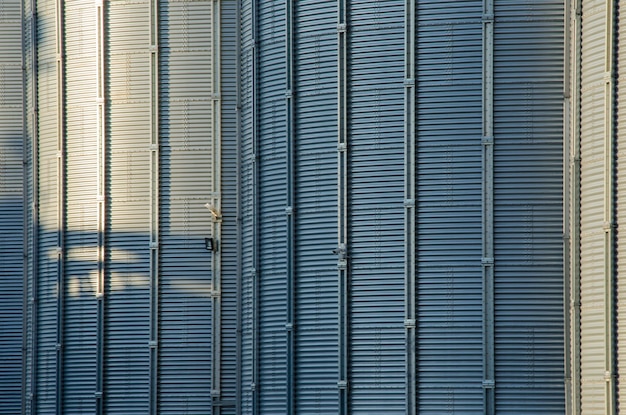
(205, 237, 218, 252)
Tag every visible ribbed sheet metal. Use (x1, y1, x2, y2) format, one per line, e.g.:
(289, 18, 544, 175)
(617, 0, 626, 410)
(415, 2, 484, 414)
(255, 1, 288, 413)
(219, 1, 239, 413)
(238, 0, 255, 412)
(0, 1, 24, 412)
(35, 0, 61, 412)
(63, 1, 99, 412)
(158, 0, 213, 413)
(348, 2, 406, 413)
(579, 1, 609, 413)
(293, 1, 338, 413)
(105, 1, 151, 412)
(493, 2, 565, 413)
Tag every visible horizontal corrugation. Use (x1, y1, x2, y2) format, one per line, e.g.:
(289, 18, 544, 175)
(158, 1, 213, 413)
(493, 3, 565, 413)
(294, 1, 337, 414)
(256, 0, 287, 413)
(0, 1, 23, 412)
(416, 3, 483, 414)
(348, 2, 405, 413)
(578, 1, 607, 414)
(105, 1, 151, 413)
(35, 0, 60, 412)
(64, 0, 98, 412)
(219, 2, 239, 413)
(617, 1, 626, 411)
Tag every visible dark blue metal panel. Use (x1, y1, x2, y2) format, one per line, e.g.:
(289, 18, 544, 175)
(493, 1, 565, 413)
(348, 2, 406, 413)
(293, 1, 338, 413)
(416, 2, 484, 414)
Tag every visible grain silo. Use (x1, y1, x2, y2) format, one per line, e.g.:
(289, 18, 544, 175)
(2, 0, 571, 414)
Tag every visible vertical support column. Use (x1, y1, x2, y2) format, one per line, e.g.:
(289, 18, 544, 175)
(403, 0, 416, 414)
(566, 0, 582, 413)
(336, 1, 349, 414)
(603, 1, 616, 413)
(210, 1, 223, 413)
(25, 0, 39, 412)
(95, 0, 106, 412)
(148, 0, 160, 412)
(250, 0, 260, 412)
(54, 1, 66, 413)
(285, 0, 296, 413)
(481, 1, 495, 413)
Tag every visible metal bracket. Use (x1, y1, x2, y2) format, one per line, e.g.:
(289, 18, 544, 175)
(337, 23, 347, 33)
(404, 319, 416, 328)
(482, 379, 495, 389)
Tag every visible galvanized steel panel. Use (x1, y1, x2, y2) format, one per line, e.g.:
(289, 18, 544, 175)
(255, 0, 288, 413)
(348, 2, 406, 413)
(105, 1, 151, 412)
(617, 0, 626, 411)
(158, 0, 214, 412)
(0, 1, 24, 412)
(415, 2, 484, 413)
(578, 0, 609, 413)
(293, 1, 338, 413)
(493, 3, 565, 413)
(63, 1, 99, 412)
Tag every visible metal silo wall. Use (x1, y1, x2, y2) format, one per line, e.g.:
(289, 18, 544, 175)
(577, 0, 614, 413)
(22, 0, 239, 413)
(0, 0, 24, 412)
(293, 1, 338, 413)
(493, 1, 564, 413)
(416, 1, 484, 413)
(348, 1, 406, 413)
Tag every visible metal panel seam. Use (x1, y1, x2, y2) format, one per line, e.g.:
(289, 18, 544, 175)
(336, 1, 349, 414)
(285, 0, 295, 413)
(95, 0, 106, 412)
(148, 0, 160, 411)
(21, 0, 29, 411)
(211, 1, 223, 413)
(603, 1, 616, 412)
(482, 1, 495, 413)
(404, 0, 416, 413)
(54, 1, 66, 413)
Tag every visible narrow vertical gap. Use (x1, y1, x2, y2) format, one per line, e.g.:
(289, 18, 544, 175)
(404, 0, 417, 413)
(603, 1, 617, 413)
(22, 0, 39, 415)
(54, 1, 65, 413)
(481, 0, 495, 413)
(95, 1, 106, 413)
(210, 0, 223, 413)
(336, 0, 349, 414)
(569, 0, 583, 412)
(148, 0, 160, 412)
(250, 0, 260, 412)
(285, 0, 296, 413)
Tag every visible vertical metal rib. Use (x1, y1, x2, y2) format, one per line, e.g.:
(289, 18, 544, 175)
(285, 0, 296, 412)
(567, 0, 582, 412)
(148, 0, 160, 411)
(481, 0, 495, 413)
(95, 0, 106, 412)
(211, 1, 223, 413)
(21, 0, 29, 410)
(54, 0, 65, 413)
(337, 0, 349, 413)
(404, 0, 416, 413)
(251, 0, 260, 412)
(22, 0, 39, 415)
(603, 1, 616, 413)
(235, 1, 243, 413)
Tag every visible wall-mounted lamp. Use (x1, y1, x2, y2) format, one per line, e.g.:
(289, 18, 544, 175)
(205, 237, 218, 252)
(204, 203, 222, 221)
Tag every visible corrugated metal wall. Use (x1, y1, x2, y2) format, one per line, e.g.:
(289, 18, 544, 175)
(21, 0, 239, 413)
(0, 0, 24, 413)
